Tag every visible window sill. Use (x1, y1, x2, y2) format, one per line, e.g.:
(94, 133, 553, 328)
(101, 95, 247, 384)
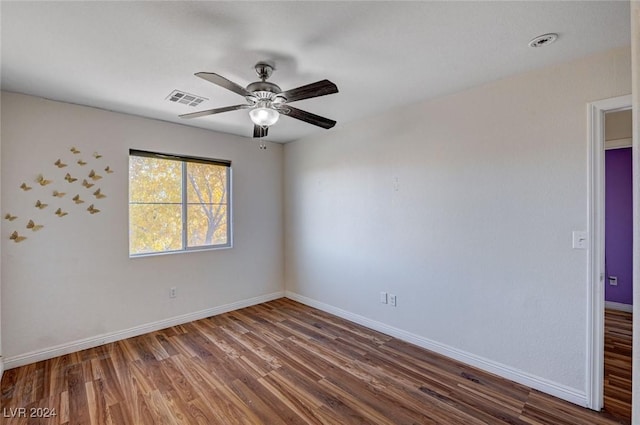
(129, 244, 233, 259)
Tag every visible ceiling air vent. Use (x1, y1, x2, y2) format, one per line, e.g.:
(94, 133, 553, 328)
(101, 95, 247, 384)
(166, 90, 208, 107)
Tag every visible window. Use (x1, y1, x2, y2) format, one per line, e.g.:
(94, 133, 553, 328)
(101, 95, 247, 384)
(128, 150, 231, 256)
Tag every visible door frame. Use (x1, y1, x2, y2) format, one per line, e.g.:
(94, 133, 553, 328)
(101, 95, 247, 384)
(586, 94, 632, 410)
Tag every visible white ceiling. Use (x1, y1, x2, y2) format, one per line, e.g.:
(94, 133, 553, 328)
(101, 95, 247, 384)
(0, 1, 631, 143)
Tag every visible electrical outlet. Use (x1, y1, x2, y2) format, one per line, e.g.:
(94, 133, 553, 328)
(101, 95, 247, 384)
(389, 294, 397, 307)
(380, 291, 388, 304)
(170, 287, 177, 298)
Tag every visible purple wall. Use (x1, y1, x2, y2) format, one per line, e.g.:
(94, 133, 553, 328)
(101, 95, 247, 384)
(605, 147, 633, 305)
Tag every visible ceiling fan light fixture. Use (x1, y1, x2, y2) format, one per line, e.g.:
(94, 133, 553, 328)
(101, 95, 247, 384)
(249, 102, 279, 127)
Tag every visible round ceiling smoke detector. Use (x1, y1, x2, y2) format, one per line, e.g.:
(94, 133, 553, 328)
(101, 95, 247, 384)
(528, 33, 558, 48)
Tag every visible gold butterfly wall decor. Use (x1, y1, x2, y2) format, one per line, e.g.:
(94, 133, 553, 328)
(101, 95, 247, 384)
(55, 208, 68, 217)
(52, 190, 66, 198)
(20, 182, 32, 191)
(26, 219, 44, 231)
(104, 166, 114, 174)
(36, 174, 52, 186)
(70, 147, 81, 154)
(72, 194, 84, 204)
(77, 159, 87, 166)
(54, 159, 67, 168)
(93, 188, 106, 199)
(82, 179, 94, 188)
(93, 152, 102, 159)
(35, 200, 48, 209)
(4, 213, 18, 221)
(9, 231, 26, 243)
(65, 173, 78, 183)
(87, 204, 100, 214)
(88, 169, 102, 181)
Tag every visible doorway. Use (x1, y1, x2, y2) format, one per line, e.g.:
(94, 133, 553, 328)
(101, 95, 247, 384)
(602, 109, 633, 422)
(586, 95, 633, 414)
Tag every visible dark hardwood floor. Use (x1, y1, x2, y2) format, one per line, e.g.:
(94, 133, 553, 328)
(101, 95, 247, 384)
(1, 299, 628, 424)
(603, 308, 633, 424)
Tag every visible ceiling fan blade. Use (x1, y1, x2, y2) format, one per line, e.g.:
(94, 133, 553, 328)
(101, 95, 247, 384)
(280, 80, 338, 103)
(195, 72, 251, 97)
(253, 125, 268, 138)
(179, 104, 248, 119)
(282, 106, 336, 129)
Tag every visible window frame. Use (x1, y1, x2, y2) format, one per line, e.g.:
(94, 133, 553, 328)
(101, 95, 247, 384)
(128, 149, 232, 257)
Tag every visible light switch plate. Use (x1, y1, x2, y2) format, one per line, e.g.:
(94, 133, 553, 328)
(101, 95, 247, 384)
(572, 231, 587, 249)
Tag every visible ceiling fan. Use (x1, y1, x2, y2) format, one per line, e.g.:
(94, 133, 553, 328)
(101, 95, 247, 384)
(180, 63, 339, 138)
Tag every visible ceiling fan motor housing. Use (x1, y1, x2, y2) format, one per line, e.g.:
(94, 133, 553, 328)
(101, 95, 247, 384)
(246, 81, 286, 109)
(246, 81, 282, 95)
(246, 63, 287, 106)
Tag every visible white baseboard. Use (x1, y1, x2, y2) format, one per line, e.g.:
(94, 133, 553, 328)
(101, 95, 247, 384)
(605, 301, 633, 312)
(0, 357, 4, 382)
(285, 291, 587, 407)
(4, 291, 284, 370)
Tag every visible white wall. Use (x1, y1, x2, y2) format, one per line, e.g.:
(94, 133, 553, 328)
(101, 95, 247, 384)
(1, 92, 284, 364)
(284, 47, 631, 404)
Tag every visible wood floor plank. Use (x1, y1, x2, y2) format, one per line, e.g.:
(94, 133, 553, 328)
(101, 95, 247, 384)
(603, 308, 633, 424)
(59, 390, 70, 424)
(66, 363, 90, 425)
(1, 300, 629, 425)
(228, 378, 290, 425)
(85, 380, 107, 425)
(106, 403, 126, 425)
